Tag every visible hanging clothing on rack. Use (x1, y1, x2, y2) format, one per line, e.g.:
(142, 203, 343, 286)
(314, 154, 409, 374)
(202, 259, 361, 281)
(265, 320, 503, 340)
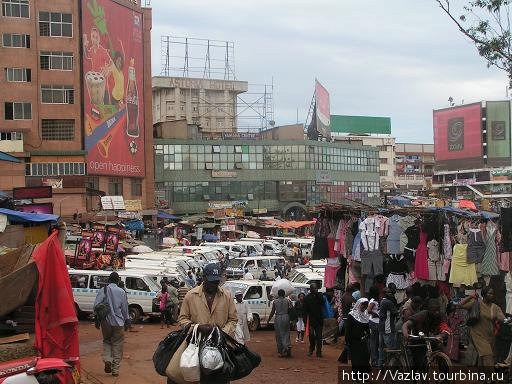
(359, 216, 383, 276)
(449, 244, 478, 286)
(442, 224, 452, 278)
(497, 230, 511, 272)
(427, 239, 443, 281)
(501, 208, 512, 252)
(385, 254, 409, 289)
(324, 257, 341, 289)
(352, 221, 362, 262)
(399, 216, 416, 254)
(403, 225, 420, 271)
(466, 228, 485, 264)
(334, 219, 349, 256)
(375, 215, 389, 237)
(386, 215, 402, 255)
(414, 229, 429, 281)
(505, 272, 512, 315)
(480, 221, 499, 277)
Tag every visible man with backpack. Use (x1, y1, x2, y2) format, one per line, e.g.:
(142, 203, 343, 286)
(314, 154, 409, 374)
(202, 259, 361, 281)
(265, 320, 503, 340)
(93, 272, 130, 377)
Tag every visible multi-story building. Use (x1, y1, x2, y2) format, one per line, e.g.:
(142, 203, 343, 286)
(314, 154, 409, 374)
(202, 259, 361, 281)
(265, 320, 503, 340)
(153, 133, 380, 216)
(330, 115, 396, 191)
(152, 76, 248, 136)
(432, 101, 512, 201)
(394, 143, 434, 193)
(0, 0, 154, 217)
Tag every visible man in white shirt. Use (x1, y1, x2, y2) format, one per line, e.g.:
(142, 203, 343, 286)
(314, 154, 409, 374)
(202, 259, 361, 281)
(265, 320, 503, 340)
(234, 290, 253, 344)
(243, 268, 254, 280)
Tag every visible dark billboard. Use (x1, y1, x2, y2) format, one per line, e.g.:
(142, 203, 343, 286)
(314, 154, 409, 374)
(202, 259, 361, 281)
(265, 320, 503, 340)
(13, 186, 52, 199)
(433, 103, 483, 170)
(486, 101, 511, 167)
(82, 0, 145, 177)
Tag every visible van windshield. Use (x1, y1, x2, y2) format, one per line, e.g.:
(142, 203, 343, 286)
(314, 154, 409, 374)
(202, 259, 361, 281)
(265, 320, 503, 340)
(223, 282, 248, 297)
(229, 259, 245, 268)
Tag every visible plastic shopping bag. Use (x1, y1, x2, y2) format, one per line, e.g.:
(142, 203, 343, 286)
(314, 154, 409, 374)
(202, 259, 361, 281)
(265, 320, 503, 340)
(180, 324, 201, 382)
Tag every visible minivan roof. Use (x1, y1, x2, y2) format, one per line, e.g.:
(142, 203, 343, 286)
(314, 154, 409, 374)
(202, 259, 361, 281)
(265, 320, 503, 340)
(234, 256, 284, 261)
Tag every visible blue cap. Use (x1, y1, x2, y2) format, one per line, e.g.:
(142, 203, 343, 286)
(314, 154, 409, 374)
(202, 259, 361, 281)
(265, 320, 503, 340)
(203, 263, 222, 282)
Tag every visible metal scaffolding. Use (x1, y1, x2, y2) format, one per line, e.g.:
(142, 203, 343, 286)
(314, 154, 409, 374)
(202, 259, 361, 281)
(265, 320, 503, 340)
(159, 35, 275, 133)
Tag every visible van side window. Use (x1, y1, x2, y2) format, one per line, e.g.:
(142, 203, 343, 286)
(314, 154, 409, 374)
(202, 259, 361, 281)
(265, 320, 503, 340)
(265, 286, 272, 300)
(257, 260, 270, 269)
(245, 260, 255, 268)
(244, 286, 262, 299)
(70, 274, 89, 288)
(126, 277, 150, 292)
(90, 275, 109, 289)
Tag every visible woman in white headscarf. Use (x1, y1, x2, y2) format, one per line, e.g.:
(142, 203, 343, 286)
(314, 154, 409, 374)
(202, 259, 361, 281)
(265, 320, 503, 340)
(344, 298, 371, 373)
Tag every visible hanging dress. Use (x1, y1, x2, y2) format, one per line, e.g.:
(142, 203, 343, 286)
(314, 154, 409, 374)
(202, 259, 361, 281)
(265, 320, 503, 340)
(414, 229, 429, 280)
(467, 228, 485, 264)
(480, 221, 499, 277)
(449, 244, 478, 286)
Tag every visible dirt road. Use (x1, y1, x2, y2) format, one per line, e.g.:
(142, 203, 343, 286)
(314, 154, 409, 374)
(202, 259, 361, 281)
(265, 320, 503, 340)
(79, 321, 342, 384)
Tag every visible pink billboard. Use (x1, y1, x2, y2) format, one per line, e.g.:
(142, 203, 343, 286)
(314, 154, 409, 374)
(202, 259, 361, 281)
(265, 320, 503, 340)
(315, 79, 331, 139)
(82, 0, 145, 177)
(433, 103, 483, 170)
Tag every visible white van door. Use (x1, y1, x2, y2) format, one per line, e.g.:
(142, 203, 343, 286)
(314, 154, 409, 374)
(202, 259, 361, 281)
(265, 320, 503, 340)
(69, 272, 92, 312)
(86, 274, 110, 312)
(244, 285, 267, 325)
(125, 276, 158, 322)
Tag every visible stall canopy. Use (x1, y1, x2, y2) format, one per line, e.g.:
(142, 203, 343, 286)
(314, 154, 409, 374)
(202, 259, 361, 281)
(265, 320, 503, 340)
(157, 211, 179, 220)
(0, 208, 59, 223)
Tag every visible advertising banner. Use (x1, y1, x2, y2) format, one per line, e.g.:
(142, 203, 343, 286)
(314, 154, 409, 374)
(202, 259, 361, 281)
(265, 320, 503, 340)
(315, 79, 331, 139)
(82, 0, 145, 177)
(433, 103, 483, 170)
(486, 101, 511, 167)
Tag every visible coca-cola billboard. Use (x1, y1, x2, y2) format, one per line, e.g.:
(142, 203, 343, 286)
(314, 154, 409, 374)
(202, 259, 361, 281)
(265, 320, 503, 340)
(81, 0, 145, 177)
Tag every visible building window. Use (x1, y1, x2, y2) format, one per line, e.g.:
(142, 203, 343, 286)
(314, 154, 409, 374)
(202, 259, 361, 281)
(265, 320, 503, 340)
(26, 162, 85, 176)
(41, 119, 74, 140)
(377, 145, 387, 151)
(2, 0, 29, 18)
(379, 158, 388, 164)
(108, 177, 123, 195)
(41, 85, 74, 104)
(2, 33, 30, 48)
(40, 51, 73, 70)
(4, 102, 31, 120)
(380, 170, 388, 177)
(85, 176, 99, 190)
(131, 178, 142, 196)
(4, 67, 31, 82)
(0, 132, 22, 140)
(39, 12, 72, 37)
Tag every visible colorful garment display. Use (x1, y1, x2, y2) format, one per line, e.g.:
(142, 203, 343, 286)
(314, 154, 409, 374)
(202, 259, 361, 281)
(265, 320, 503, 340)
(449, 244, 478, 286)
(427, 239, 443, 281)
(414, 230, 429, 280)
(466, 228, 485, 264)
(386, 215, 402, 255)
(480, 221, 499, 276)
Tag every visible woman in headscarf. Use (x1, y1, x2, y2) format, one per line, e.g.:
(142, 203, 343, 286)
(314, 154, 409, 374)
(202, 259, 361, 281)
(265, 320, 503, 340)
(344, 298, 371, 373)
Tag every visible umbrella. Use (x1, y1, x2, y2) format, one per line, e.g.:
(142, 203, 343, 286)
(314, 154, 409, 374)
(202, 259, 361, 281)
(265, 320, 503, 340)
(246, 231, 260, 239)
(203, 233, 219, 242)
(131, 245, 154, 253)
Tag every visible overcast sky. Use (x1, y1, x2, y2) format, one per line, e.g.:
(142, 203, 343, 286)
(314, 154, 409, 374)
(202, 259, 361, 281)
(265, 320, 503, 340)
(150, 0, 509, 143)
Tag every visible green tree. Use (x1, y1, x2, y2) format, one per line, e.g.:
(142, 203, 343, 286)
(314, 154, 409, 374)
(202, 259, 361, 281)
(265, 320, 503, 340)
(436, 0, 512, 85)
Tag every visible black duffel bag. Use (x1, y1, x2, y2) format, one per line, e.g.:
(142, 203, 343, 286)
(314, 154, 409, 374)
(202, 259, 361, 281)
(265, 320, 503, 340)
(220, 330, 261, 380)
(153, 323, 191, 376)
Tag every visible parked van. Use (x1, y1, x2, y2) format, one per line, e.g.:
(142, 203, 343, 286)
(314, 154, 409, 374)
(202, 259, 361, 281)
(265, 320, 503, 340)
(285, 238, 314, 258)
(223, 279, 309, 330)
(289, 270, 325, 292)
(68, 269, 160, 323)
(226, 256, 285, 280)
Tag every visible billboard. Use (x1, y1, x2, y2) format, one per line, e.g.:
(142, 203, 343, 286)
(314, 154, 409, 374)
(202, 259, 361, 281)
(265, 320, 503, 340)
(82, 0, 145, 177)
(433, 103, 483, 170)
(307, 80, 330, 140)
(486, 101, 511, 167)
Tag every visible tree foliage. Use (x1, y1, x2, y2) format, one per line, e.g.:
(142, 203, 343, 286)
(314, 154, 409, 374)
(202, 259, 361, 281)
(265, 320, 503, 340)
(436, 0, 512, 84)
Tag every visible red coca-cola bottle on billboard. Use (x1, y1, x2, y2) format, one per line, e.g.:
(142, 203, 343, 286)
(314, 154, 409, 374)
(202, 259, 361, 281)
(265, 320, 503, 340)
(126, 58, 140, 138)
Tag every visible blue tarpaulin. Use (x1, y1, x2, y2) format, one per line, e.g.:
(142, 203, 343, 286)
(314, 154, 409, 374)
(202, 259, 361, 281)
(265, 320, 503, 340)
(0, 208, 59, 223)
(123, 220, 144, 231)
(157, 211, 179, 220)
(388, 196, 412, 207)
(203, 233, 219, 242)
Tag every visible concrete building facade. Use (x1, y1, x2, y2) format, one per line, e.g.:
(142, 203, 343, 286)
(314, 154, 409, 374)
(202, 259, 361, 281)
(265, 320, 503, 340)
(152, 76, 248, 136)
(0, 0, 154, 218)
(330, 115, 396, 190)
(395, 143, 434, 193)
